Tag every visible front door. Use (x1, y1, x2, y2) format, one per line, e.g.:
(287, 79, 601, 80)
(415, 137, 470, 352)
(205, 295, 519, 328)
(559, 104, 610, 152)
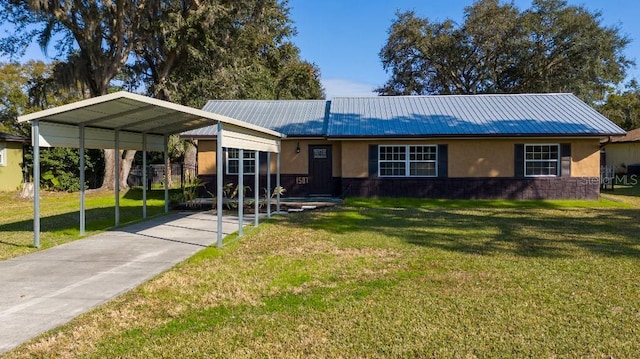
(308, 145, 333, 196)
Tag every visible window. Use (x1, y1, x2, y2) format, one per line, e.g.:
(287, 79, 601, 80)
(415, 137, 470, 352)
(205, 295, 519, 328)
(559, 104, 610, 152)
(524, 144, 559, 176)
(313, 148, 327, 159)
(379, 145, 437, 177)
(0, 144, 6, 167)
(226, 148, 255, 175)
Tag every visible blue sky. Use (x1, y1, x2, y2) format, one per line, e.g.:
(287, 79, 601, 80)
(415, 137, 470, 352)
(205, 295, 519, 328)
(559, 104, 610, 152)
(287, 0, 640, 98)
(2, 1, 638, 99)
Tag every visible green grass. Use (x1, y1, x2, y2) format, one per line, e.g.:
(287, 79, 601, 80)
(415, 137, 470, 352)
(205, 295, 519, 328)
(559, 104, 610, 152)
(0, 188, 175, 260)
(4, 193, 640, 358)
(601, 182, 640, 207)
(348, 196, 631, 209)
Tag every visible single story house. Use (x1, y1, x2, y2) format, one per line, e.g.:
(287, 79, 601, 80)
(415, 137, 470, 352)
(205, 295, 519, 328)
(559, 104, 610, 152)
(0, 132, 28, 192)
(601, 128, 640, 175)
(181, 94, 625, 200)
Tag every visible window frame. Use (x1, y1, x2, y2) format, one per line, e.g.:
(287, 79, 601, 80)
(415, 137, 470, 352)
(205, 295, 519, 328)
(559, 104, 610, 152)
(524, 143, 560, 177)
(225, 148, 256, 175)
(0, 144, 6, 167)
(378, 144, 438, 177)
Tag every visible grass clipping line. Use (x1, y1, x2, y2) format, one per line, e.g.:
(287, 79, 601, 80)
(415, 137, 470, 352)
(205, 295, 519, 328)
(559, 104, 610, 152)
(5, 202, 640, 358)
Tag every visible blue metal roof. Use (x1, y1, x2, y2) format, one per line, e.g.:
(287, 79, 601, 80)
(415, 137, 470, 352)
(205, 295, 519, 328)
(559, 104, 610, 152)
(327, 94, 625, 137)
(182, 100, 329, 137)
(182, 94, 624, 138)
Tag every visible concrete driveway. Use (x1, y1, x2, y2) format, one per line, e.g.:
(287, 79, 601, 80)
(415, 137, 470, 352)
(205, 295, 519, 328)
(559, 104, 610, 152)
(0, 211, 247, 354)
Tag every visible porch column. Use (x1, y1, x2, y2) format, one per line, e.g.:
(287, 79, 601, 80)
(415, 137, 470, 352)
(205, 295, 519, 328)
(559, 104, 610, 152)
(216, 123, 224, 248)
(142, 132, 147, 219)
(115, 130, 120, 227)
(276, 152, 281, 213)
(266, 152, 271, 218)
(33, 120, 40, 248)
(254, 150, 259, 227)
(164, 134, 169, 213)
(238, 148, 244, 236)
(79, 125, 85, 235)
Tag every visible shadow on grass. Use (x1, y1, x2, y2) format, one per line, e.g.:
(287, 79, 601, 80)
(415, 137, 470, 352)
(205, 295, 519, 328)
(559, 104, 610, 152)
(603, 183, 640, 197)
(283, 200, 640, 259)
(0, 239, 28, 248)
(0, 188, 179, 248)
(122, 187, 183, 201)
(0, 205, 167, 235)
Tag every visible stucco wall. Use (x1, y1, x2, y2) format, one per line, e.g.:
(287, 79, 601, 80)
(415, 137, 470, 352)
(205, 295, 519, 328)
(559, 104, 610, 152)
(197, 140, 217, 175)
(198, 138, 602, 179)
(604, 142, 640, 173)
(340, 138, 601, 178)
(197, 139, 341, 176)
(0, 142, 24, 191)
(448, 140, 514, 177)
(571, 140, 601, 177)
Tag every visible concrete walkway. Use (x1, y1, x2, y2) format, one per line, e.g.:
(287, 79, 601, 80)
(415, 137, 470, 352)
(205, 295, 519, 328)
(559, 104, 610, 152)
(0, 211, 247, 354)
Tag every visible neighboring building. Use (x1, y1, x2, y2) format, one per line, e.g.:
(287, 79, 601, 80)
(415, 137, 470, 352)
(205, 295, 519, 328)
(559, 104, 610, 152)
(601, 128, 640, 174)
(182, 94, 625, 200)
(0, 132, 28, 192)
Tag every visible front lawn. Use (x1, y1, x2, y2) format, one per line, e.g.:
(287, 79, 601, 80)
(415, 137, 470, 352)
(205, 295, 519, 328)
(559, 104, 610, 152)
(0, 189, 170, 260)
(4, 197, 640, 358)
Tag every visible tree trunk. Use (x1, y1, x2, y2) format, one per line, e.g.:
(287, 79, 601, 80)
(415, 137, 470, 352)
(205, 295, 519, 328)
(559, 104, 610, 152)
(100, 149, 137, 190)
(184, 140, 197, 181)
(18, 182, 35, 199)
(120, 150, 136, 189)
(167, 160, 173, 188)
(101, 149, 116, 190)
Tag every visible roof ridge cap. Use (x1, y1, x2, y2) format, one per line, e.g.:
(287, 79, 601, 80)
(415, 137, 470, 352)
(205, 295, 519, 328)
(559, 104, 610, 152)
(332, 93, 573, 100)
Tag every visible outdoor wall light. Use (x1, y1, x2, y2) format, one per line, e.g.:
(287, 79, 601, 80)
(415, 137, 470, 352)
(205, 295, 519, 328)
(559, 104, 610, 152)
(296, 142, 301, 153)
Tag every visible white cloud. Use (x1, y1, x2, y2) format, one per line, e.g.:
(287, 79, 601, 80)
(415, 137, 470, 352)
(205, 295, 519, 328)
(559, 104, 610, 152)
(321, 78, 378, 99)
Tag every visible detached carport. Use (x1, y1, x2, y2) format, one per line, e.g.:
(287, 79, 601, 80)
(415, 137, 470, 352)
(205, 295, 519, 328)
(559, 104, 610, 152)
(18, 91, 284, 248)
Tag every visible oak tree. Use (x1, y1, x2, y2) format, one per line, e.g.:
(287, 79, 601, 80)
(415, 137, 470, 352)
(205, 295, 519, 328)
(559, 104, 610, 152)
(377, 0, 632, 104)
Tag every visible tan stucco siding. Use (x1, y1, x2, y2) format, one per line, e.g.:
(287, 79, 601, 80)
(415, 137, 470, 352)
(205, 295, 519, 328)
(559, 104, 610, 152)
(0, 142, 24, 191)
(339, 138, 601, 178)
(448, 140, 514, 177)
(341, 141, 370, 177)
(196, 139, 341, 176)
(331, 143, 342, 177)
(341, 140, 446, 178)
(570, 140, 601, 177)
(279, 140, 341, 175)
(604, 142, 640, 173)
(198, 138, 602, 178)
(197, 140, 217, 175)
(279, 140, 305, 174)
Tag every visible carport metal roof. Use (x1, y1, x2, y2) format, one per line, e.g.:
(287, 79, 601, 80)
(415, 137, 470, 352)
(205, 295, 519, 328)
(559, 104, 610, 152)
(18, 91, 284, 153)
(18, 91, 285, 248)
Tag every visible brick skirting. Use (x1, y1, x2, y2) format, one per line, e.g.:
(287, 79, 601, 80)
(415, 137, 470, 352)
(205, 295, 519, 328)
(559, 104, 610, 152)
(340, 177, 600, 200)
(199, 175, 600, 200)
(198, 174, 341, 198)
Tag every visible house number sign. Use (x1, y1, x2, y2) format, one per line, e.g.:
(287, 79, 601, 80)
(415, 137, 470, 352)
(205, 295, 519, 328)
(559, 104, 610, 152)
(296, 176, 309, 184)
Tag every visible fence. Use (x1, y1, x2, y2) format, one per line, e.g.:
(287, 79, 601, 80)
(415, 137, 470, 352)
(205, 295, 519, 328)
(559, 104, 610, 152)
(600, 165, 615, 191)
(127, 163, 197, 188)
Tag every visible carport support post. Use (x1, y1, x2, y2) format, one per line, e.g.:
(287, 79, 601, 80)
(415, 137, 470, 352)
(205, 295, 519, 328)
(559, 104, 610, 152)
(79, 125, 85, 235)
(33, 120, 40, 248)
(254, 150, 259, 227)
(216, 123, 223, 248)
(164, 134, 169, 213)
(142, 133, 147, 219)
(238, 148, 244, 236)
(266, 152, 271, 218)
(276, 152, 281, 213)
(115, 130, 120, 227)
